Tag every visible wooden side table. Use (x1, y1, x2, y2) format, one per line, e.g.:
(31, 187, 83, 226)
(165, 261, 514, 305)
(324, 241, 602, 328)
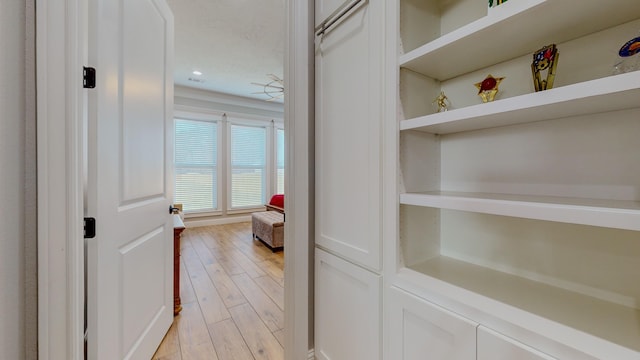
(173, 214, 185, 316)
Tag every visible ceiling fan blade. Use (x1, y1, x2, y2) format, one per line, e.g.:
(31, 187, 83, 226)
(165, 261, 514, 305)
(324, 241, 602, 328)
(267, 73, 284, 85)
(252, 75, 285, 101)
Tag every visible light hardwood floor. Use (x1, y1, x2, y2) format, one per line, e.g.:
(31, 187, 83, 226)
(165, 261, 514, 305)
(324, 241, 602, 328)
(153, 222, 285, 360)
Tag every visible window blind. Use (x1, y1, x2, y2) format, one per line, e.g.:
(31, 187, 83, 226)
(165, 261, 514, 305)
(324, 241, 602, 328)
(276, 128, 285, 194)
(230, 124, 266, 208)
(174, 119, 217, 212)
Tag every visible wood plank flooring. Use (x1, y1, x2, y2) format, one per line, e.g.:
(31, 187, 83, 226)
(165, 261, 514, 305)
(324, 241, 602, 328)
(153, 222, 285, 360)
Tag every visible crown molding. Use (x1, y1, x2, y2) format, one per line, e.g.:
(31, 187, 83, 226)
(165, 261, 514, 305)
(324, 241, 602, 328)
(175, 85, 284, 115)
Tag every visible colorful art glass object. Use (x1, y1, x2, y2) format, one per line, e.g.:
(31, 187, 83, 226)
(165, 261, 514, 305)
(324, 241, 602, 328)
(619, 36, 640, 57)
(489, 0, 508, 8)
(531, 44, 559, 92)
(613, 35, 640, 74)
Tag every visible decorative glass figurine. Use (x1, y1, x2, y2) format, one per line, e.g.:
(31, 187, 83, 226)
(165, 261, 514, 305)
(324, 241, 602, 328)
(531, 44, 559, 92)
(613, 35, 640, 75)
(475, 74, 504, 103)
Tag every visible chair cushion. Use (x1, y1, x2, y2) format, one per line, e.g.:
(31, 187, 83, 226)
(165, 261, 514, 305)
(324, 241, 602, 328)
(269, 194, 284, 208)
(252, 210, 284, 227)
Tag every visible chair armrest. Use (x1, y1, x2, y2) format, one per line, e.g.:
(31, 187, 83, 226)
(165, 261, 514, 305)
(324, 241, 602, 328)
(265, 204, 285, 213)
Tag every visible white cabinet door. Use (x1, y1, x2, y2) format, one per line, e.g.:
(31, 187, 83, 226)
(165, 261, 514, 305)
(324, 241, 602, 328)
(387, 287, 477, 360)
(315, 0, 346, 26)
(477, 326, 557, 360)
(315, 249, 381, 360)
(315, 0, 384, 271)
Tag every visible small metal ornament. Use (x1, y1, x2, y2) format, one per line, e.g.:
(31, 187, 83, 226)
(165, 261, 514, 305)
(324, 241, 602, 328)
(475, 74, 504, 103)
(532, 44, 559, 92)
(433, 91, 451, 112)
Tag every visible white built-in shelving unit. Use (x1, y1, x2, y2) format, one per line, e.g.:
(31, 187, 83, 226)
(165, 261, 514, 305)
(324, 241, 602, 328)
(390, 0, 640, 358)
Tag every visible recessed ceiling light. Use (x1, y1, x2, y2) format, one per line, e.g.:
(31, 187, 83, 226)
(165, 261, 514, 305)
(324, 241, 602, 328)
(192, 70, 203, 76)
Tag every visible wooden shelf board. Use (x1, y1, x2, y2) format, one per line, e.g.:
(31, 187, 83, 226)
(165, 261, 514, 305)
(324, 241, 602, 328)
(400, 191, 640, 231)
(399, 0, 640, 80)
(402, 256, 640, 356)
(400, 71, 640, 134)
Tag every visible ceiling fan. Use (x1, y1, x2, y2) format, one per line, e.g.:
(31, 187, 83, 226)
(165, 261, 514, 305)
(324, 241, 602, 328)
(251, 74, 284, 101)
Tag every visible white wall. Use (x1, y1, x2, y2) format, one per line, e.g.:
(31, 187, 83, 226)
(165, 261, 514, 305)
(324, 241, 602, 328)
(0, 1, 37, 359)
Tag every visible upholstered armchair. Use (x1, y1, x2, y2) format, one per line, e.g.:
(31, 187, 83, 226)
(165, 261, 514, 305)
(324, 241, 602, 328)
(265, 194, 284, 214)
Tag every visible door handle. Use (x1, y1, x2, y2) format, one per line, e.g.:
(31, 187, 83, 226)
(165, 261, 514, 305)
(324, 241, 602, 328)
(315, 0, 366, 37)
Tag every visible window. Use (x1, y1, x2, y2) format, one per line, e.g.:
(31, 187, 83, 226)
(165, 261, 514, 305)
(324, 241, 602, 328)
(174, 113, 283, 215)
(174, 119, 218, 212)
(230, 124, 267, 209)
(276, 128, 285, 194)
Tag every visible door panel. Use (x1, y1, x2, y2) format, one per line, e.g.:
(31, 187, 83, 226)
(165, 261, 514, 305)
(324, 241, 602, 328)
(315, 249, 381, 360)
(87, 0, 174, 359)
(120, 227, 166, 353)
(477, 326, 557, 360)
(315, 0, 384, 271)
(387, 287, 478, 360)
(122, 0, 167, 201)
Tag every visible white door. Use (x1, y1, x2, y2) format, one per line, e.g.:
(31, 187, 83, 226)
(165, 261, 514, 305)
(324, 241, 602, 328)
(86, 0, 174, 359)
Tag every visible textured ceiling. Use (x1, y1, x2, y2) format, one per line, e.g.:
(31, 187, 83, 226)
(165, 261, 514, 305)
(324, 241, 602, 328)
(166, 0, 285, 102)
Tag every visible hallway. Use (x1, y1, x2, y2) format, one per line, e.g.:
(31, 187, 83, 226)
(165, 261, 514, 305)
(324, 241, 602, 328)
(153, 222, 285, 360)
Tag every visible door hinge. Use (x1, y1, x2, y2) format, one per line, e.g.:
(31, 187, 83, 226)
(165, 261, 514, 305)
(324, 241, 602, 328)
(84, 217, 96, 239)
(83, 67, 96, 89)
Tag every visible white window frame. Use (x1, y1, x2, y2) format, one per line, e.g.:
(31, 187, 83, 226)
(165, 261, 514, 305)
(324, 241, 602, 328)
(173, 109, 283, 218)
(274, 124, 285, 195)
(226, 116, 272, 213)
(173, 108, 223, 217)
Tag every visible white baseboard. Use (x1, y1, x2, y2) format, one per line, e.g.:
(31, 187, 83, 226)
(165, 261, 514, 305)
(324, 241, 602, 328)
(308, 349, 315, 360)
(184, 215, 251, 228)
